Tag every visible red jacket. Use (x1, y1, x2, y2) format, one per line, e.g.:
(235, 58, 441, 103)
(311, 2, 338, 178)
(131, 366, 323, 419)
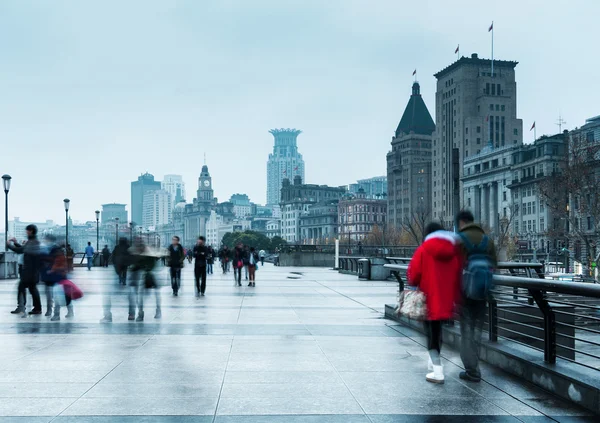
(407, 231, 462, 321)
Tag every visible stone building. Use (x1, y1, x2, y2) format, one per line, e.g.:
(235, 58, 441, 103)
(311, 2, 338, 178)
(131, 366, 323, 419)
(338, 189, 387, 242)
(349, 176, 387, 199)
(131, 173, 161, 226)
(386, 82, 435, 228)
(432, 53, 523, 224)
(280, 176, 346, 243)
(266, 129, 305, 206)
(508, 133, 567, 260)
(299, 200, 339, 244)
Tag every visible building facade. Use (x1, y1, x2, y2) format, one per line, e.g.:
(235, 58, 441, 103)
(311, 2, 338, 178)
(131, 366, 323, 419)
(230, 194, 252, 219)
(8, 218, 56, 241)
(279, 176, 346, 243)
(432, 53, 523, 223)
(265, 220, 281, 239)
(266, 129, 305, 206)
(338, 190, 387, 242)
(162, 175, 186, 213)
(299, 200, 339, 244)
(387, 82, 435, 228)
(143, 189, 172, 229)
(131, 173, 161, 226)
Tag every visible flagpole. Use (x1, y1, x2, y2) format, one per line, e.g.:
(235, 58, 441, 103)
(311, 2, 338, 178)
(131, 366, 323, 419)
(491, 21, 494, 77)
(534, 125, 537, 142)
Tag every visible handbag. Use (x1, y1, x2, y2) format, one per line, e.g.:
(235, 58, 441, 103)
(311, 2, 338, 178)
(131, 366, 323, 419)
(59, 280, 84, 300)
(396, 289, 427, 320)
(144, 272, 157, 289)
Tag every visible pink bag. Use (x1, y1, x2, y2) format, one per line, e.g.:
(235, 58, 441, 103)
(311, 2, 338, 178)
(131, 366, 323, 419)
(59, 280, 84, 300)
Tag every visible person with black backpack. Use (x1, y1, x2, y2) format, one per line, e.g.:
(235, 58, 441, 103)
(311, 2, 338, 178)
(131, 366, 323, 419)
(456, 210, 497, 383)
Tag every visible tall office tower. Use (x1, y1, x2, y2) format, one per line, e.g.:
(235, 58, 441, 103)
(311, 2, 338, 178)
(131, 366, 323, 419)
(431, 53, 523, 224)
(143, 189, 172, 229)
(386, 82, 435, 228)
(266, 129, 305, 206)
(131, 173, 161, 225)
(162, 175, 186, 212)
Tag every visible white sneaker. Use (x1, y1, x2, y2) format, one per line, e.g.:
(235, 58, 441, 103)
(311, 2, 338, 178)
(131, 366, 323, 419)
(426, 365, 445, 384)
(427, 357, 433, 372)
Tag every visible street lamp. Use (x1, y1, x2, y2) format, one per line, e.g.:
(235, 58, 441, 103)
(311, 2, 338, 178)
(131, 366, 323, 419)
(95, 210, 100, 251)
(64, 199, 70, 248)
(2, 175, 11, 252)
(115, 217, 119, 246)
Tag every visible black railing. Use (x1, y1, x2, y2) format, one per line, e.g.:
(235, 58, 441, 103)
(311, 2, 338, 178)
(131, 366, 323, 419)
(385, 262, 600, 371)
(284, 244, 416, 258)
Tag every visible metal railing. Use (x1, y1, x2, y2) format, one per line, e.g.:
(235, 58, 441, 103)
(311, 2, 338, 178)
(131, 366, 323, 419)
(386, 261, 600, 371)
(284, 244, 416, 258)
(338, 256, 363, 273)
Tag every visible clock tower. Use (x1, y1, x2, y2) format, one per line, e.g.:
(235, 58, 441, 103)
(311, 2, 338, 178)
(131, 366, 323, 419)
(197, 165, 213, 201)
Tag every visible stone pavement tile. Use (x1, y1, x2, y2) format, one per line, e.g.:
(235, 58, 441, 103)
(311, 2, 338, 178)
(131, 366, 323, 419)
(342, 376, 484, 399)
(513, 397, 593, 416)
(0, 370, 109, 384)
(326, 353, 412, 372)
(224, 371, 343, 384)
(220, 382, 352, 398)
(0, 359, 118, 372)
(214, 415, 370, 422)
(356, 395, 511, 415)
(83, 382, 223, 398)
(0, 397, 77, 416)
(0, 382, 95, 398)
(54, 417, 212, 423)
(0, 418, 52, 423)
(61, 397, 218, 415)
(368, 416, 521, 423)
(226, 357, 334, 372)
(216, 395, 364, 415)
(100, 368, 225, 385)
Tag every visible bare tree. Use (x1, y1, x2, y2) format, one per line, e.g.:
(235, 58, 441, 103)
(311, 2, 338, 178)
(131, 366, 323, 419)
(538, 132, 600, 276)
(401, 209, 431, 245)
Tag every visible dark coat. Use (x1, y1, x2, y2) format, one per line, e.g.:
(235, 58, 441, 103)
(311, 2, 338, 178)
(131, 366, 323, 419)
(458, 223, 498, 268)
(8, 237, 41, 283)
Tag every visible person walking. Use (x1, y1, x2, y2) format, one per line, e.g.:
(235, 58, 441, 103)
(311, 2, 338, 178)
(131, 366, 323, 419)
(40, 235, 63, 317)
(206, 246, 215, 275)
(456, 210, 497, 383)
(233, 243, 245, 287)
(101, 245, 110, 267)
(219, 246, 231, 274)
(49, 246, 74, 321)
(258, 249, 266, 266)
(7, 224, 43, 316)
(85, 242, 94, 270)
(247, 247, 259, 287)
(131, 242, 162, 321)
(167, 236, 185, 296)
(193, 237, 209, 296)
(100, 238, 130, 323)
(407, 222, 462, 384)
(66, 244, 74, 271)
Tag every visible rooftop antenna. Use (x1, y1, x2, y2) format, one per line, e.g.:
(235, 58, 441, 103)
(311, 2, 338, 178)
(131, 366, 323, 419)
(556, 113, 567, 133)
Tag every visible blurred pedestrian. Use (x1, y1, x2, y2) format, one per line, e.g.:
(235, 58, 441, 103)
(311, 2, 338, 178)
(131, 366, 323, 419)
(248, 247, 259, 287)
(193, 237, 208, 297)
(102, 245, 110, 267)
(456, 210, 497, 383)
(66, 244, 74, 271)
(407, 222, 462, 384)
(233, 243, 245, 287)
(112, 238, 130, 285)
(130, 239, 162, 321)
(259, 249, 266, 266)
(219, 246, 230, 274)
(49, 246, 75, 321)
(85, 242, 94, 270)
(7, 224, 42, 316)
(243, 245, 250, 280)
(40, 234, 63, 317)
(206, 246, 215, 275)
(167, 236, 185, 296)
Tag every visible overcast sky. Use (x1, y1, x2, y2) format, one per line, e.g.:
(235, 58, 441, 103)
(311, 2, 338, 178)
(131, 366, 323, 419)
(1, 0, 598, 225)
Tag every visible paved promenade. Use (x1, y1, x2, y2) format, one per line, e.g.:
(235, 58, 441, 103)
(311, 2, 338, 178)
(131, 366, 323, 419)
(0, 264, 595, 422)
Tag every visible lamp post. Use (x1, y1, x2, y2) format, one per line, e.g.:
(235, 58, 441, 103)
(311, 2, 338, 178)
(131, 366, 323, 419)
(115, 217, 119, 246)
(95, 210, 100, 251)
(2, 175, 11, 252)
(64, 199, 70, 248)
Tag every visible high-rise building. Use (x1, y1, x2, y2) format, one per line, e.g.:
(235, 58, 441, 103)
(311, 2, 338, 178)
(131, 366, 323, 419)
(143, 189, 172, 229)
(131, 173, 161, 225)
(348, 176, 388, 199)
(101, 203, 128, 226)
(266, 129, 305, 206)
(431, 53, 523, 223)
(230, 194, 252, 218)
(162, 175, 186, 212)
(386, 82, 435, 228)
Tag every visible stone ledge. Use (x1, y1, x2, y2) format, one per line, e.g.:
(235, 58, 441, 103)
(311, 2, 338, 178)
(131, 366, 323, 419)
(384, 304, 600, 415)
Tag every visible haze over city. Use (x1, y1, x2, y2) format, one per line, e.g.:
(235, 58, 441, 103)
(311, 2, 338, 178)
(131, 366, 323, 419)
(1, 0, 598, 224)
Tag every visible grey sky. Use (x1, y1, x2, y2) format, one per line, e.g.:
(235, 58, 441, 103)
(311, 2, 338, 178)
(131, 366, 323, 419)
(1, 0, 598, 225)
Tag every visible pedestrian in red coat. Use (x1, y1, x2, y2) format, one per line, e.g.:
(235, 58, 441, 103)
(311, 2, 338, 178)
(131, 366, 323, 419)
(407, 222, 462, 384)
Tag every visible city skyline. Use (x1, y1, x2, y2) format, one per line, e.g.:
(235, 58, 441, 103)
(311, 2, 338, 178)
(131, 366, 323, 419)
(1, 1, 598, 224)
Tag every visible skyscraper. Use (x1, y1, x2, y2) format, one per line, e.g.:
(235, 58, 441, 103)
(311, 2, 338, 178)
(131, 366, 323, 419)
(131, 173, 161, 226)
(266, 128, 305, 206)
(387, 82, 435, 228)
(431, 53, 523, 223)
(162, 175, 186, 212)
(143, 189, 172, 229)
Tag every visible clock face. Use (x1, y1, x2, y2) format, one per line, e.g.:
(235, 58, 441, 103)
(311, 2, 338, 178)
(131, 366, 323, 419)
(203, 180, 210, 187)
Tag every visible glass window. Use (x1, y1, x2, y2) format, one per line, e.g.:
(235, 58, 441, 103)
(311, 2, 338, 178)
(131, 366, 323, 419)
(501, 105, 505, 111)
(489, 104, 494, 111)
(514, 129, 518, 135)
(477, 126, 481, 133)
